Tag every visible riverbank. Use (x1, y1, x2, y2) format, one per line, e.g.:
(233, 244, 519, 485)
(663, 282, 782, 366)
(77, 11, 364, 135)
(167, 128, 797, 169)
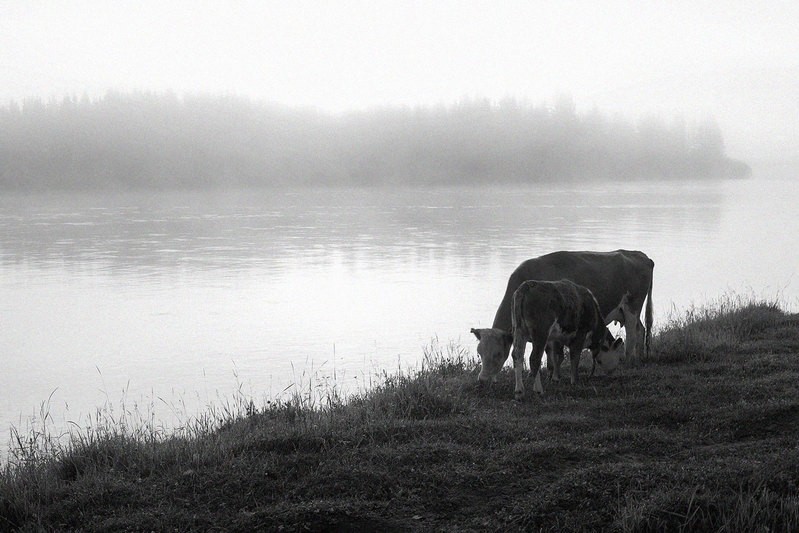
(2, 297, 799, 531)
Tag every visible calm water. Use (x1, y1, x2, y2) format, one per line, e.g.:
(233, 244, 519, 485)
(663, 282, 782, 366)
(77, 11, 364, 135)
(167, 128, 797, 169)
(2, 177, 797, 440)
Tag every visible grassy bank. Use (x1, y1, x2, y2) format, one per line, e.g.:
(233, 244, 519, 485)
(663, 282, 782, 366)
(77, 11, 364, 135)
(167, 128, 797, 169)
(3, 297, 799, 531)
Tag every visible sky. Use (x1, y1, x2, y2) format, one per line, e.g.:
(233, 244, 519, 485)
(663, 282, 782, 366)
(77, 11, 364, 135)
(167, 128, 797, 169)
(2, 0, 798, 163)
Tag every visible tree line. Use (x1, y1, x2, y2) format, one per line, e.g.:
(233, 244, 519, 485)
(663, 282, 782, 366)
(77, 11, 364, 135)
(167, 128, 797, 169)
(0, 92, 750, 190)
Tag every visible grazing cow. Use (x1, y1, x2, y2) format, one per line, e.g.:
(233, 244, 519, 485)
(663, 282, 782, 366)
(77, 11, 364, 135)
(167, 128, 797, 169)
(508, 279, 624, 399)
(471, 250, 653, 384)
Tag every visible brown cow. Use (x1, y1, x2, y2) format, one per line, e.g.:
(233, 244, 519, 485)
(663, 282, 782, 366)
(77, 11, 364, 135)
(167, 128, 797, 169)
(471, 250, 653, 384)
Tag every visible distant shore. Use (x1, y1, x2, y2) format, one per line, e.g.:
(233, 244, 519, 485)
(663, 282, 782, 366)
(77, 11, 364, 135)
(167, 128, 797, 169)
(1, 93, 749, 190)
(2, 295, 798, 530)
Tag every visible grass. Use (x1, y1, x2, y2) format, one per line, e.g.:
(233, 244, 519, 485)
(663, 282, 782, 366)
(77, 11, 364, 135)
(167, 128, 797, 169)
(2, 296, 799, 531)
(651, 293, 792, 363)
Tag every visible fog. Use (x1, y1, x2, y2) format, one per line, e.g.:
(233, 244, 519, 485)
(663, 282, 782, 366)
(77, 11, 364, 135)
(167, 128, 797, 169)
(0, 93, 747, 189)
(2, 1, 798, 171)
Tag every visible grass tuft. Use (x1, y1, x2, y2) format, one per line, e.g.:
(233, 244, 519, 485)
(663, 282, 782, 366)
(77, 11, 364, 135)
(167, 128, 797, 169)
(651, 292, 788, 362)
(350, 340, 477, 421)
(616, 482, 799, 532)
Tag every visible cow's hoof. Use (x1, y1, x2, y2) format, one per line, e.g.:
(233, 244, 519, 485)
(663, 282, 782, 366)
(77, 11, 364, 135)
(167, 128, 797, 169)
(514, 391, 525, 402)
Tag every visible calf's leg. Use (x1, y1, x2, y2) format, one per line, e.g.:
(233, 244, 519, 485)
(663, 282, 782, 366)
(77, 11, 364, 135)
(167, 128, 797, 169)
(528, 337, 547, 396)
(568, 336, 586, 385)
(511, 336, 527, 401)
(546, 341, 564, 382)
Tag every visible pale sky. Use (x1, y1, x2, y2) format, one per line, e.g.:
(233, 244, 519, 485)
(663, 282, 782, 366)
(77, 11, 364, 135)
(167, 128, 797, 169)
(2, 0, 798, 161)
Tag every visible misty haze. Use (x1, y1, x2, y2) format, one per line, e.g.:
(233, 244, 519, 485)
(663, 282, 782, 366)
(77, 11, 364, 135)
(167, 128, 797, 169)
(2, 1, 798, 530)
(0, 93, 750, 189)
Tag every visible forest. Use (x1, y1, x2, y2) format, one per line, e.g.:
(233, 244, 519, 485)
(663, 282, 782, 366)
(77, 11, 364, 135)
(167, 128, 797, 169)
(0, 92, 750, 190)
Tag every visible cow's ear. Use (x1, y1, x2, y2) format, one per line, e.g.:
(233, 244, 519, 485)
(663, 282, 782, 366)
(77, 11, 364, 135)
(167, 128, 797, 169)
(612, 337, 624, 349)
(470, 328, 481, 340)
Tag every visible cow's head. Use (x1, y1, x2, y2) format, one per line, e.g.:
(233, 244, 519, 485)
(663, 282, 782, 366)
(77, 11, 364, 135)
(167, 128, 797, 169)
(592, 336, 624, 376)
(470, 328, 513, 382)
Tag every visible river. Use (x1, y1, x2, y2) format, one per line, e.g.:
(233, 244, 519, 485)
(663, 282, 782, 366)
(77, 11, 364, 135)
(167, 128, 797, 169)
(1, 176, 797, 440)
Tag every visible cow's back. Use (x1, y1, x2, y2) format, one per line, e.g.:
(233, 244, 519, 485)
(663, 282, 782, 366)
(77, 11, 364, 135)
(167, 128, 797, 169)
(492, 250, 653, 331)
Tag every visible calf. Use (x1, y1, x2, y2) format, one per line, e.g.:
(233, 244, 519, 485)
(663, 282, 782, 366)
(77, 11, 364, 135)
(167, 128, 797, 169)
(509, 279, 623, 400)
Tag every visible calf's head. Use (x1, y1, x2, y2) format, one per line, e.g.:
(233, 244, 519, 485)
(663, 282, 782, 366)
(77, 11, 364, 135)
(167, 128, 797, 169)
(470, 328, 513, 382)
(592, 336, 624, 376)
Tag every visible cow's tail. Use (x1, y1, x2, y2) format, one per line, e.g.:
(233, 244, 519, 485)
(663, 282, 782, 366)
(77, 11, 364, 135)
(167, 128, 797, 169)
(645, 272, 653, 357)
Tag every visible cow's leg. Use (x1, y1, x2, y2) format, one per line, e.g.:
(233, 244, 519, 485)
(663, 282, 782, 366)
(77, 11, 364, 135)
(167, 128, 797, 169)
(544, 343, 552, 380)
(555, 341, 565, 369)
(547, 340, 564, 382)
(637, 318, 646, 358)
(622, 308, 642, 365)
(511, 336, 527, 401)
(588, 346, 600, 379)
(568, 336, 586, 385)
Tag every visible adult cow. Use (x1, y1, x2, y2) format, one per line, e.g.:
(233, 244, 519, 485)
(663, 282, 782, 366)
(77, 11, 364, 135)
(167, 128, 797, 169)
(508, 279, 624, 399)
(470, 250, 653, 384)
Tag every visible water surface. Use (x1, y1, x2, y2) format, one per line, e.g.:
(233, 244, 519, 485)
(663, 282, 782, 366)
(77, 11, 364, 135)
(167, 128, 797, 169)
(1, 177, 797, 439)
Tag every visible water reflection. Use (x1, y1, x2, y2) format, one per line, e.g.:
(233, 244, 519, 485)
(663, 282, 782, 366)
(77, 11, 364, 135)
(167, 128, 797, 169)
(0, 183, 724, 276)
